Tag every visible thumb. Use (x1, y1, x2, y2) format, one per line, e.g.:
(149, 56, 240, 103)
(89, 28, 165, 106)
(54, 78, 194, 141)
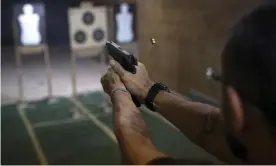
(109, 60, 126, 77)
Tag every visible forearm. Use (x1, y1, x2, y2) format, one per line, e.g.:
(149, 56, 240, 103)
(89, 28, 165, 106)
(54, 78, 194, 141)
(153, 91, 241, 164)
(111, 91, 166, 164)
(154, 91, 220, 141)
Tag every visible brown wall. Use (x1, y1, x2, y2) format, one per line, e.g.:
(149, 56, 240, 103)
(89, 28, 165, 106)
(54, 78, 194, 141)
(137, 0, 260, 98)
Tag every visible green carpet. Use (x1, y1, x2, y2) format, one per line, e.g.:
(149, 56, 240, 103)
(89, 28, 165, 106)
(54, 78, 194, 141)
(36, 120, 120, 165)
(1, 105, 40, 165)
(1, 91, 221, 165)
(26, 98, 76, 124)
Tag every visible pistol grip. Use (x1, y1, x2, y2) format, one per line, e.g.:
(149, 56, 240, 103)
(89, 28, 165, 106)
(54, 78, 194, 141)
(131, 95, 141, 107)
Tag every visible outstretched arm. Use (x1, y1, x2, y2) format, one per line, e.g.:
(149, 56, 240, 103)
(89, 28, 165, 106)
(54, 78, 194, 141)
(153, 91, 241, 164)
(110, 60, 241, 164)
(101, 68, 166, 165)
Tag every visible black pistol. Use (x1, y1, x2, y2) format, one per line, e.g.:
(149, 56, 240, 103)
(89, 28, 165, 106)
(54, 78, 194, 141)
(105, 41, 141, 107)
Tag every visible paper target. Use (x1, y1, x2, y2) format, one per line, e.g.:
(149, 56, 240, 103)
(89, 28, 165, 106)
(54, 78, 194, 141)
(68, 3, 108, 50)
(13, 3, 46, 46)
(74, 30, 87, 44)
(93, 28, 105, 42)
(82, 12, 95, 25)
(114, 3, 136, 43)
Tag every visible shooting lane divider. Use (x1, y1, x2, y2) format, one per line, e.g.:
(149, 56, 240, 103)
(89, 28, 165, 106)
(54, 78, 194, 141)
(15, 45, 55, 107)
(43, 46, 54, 103)
(32, 112, 112, 129)
(70, 51, 78, 99)
(14, 45, 54, 165)
(15, 47, 24, 105)
(32, 117, 90, 129)
(17, 106, 48, 165)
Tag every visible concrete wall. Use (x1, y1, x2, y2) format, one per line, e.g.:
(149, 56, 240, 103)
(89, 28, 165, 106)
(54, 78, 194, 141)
(137, 0, 260, 98)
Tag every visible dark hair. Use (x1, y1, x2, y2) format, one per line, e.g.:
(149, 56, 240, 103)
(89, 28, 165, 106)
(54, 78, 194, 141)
(221, 4, 276, 126)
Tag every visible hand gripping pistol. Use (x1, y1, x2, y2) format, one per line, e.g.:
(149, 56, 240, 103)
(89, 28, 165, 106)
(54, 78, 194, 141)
(105, 41, 141, 107)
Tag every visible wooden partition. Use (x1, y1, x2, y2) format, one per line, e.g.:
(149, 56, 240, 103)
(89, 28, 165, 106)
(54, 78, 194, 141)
(137, 0, 260, 98)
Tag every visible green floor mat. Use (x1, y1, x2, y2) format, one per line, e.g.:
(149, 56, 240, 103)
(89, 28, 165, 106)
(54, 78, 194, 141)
(35, 120, 120, 165)
(26, 98, 76, 124)
(1, 105, 40, 165)
(97, 115, 113, 130)
(2, 91, 222, 165)
(77, 91, 106, 115)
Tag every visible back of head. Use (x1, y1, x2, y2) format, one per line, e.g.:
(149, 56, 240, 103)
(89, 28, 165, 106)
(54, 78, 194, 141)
(221, 4, 276, 128)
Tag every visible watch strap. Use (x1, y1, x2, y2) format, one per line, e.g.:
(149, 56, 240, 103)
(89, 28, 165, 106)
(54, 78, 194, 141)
(145, 83, 170, 111)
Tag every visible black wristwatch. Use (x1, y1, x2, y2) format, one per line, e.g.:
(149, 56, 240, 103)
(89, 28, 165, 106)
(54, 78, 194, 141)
(145, 83, 170, 111)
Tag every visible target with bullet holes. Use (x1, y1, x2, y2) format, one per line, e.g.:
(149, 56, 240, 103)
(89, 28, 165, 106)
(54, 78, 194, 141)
(68, 2, 108, 51)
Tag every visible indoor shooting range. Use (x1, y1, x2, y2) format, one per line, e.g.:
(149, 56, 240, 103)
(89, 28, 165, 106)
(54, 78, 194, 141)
(2, 0, 275, 165)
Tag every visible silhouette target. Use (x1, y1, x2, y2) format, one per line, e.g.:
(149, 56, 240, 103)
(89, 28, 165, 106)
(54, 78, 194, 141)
(13, 3, 46, 46)
(114, 3, 137, 43)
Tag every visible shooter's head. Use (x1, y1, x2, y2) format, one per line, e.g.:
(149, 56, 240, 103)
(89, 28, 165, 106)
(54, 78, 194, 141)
(22, 4, 34, 15)
(220, 4, 276, 164)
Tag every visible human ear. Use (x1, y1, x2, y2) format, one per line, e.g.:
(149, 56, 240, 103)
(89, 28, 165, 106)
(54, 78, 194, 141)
(227, 86, 245, 132)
